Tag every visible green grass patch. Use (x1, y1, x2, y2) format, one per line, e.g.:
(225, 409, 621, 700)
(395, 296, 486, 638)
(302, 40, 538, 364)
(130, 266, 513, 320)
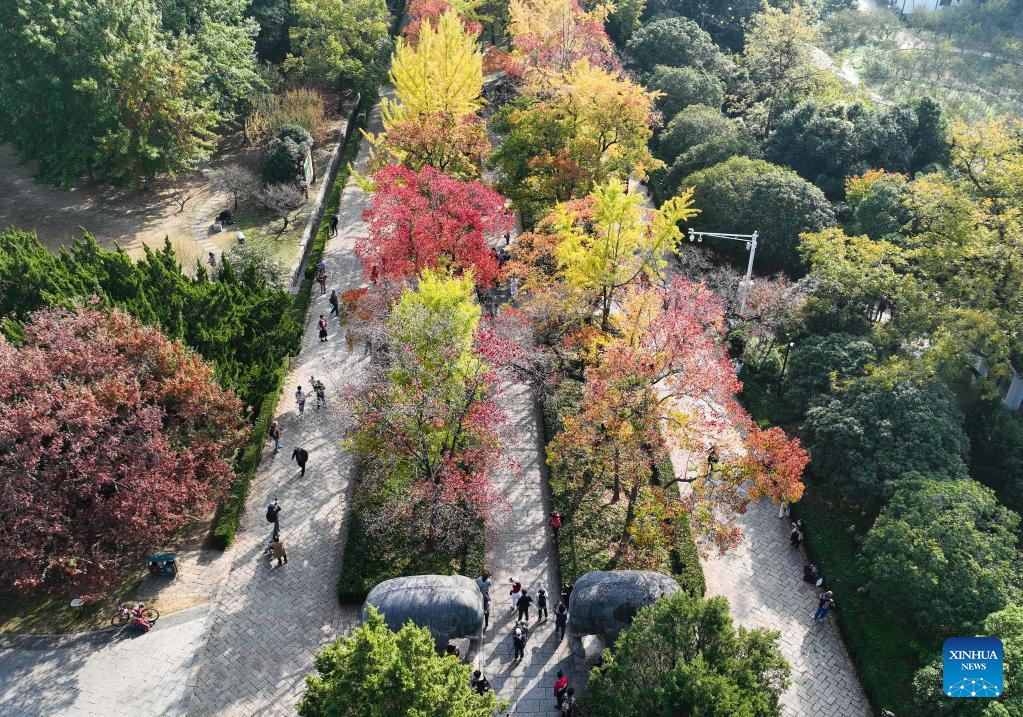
(794, 478, 936, 715)
(337, 505, 485, 604)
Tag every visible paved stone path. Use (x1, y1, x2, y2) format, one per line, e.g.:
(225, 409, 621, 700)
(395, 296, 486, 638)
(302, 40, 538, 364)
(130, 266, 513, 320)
(182, 101, 381, 717)
(0, 606, 209, 717)
(478, 376, 574, 717)
(698, 495, 873, 717)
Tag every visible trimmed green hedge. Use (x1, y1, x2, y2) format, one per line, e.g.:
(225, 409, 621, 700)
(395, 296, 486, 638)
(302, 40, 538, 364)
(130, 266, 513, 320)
(337, 499, 486, 604)
(541, 378, 706, 595)
(211, 106, 367, 549)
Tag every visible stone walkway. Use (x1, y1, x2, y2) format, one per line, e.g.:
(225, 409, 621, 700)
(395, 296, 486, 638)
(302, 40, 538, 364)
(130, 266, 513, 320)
(699, 496, 873, 717)
(0, 606, 209, 717)
(182, 100, 382, 717)
(477, 377, 574, 717)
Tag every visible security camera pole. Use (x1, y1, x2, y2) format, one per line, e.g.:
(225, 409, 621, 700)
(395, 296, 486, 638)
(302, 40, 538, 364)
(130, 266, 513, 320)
(687, 228, 759, 317)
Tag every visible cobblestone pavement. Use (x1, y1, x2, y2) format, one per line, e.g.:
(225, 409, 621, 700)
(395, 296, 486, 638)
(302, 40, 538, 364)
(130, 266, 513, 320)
(182, 101, 381, 717)
(0, 606, 209, 717)
(694, 479, 873, 716)
(478, 378, 576, 717)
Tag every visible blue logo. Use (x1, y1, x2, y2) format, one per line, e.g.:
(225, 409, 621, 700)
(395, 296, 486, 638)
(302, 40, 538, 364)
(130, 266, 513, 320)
(943, 637, 1003, 697)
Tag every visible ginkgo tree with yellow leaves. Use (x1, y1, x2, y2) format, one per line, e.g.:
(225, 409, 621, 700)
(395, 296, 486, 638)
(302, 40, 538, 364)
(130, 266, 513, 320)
(366, 10, 488, 177)
(508, 0, 613, 72)
(553, 179, 698, 332)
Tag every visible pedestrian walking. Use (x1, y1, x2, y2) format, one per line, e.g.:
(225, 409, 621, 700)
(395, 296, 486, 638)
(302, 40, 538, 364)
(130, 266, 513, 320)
(370, 265, 379, 285)
(560, 688, 577, 715)
(266, 499, 281, 539)
(208, 251, 216, 270)
(483, 593, 491, 629)
(271, 536, 288, 566)
(295, 386, 306, 415)
(554, 599, 568, 640)
(509, 275, 519, 298)
(318, 314, 328, 342)
(550, 510, 562, 538)
(790, 525, 802, 548)
(475, 571, 492, 597)
(312, 377, 326, 409)
(292, 446, 309, 476)
(536, 583, 548, 621)
(316, 269, 327, 295)
(509, 577, 522, 611)
(504, 231, 510, 246)
(562, 583, 573, 604)
(554, 670, 569, 708)
(329, 214, 339, 237)
(512, 621, 528, 661)
(329, 289, 340, 318)
(317, 258, 327, 274)
(473, 671, 491, 695)
(813, 591, 834, 621)
(268, 420, 281, 453)
(707, 445, 718, 470)
(516, 589, 533, 622)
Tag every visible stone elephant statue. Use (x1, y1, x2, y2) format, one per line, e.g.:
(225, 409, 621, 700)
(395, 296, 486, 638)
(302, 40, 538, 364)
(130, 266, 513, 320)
(362, 575, 484, 655)
(567, 570, 680, 647)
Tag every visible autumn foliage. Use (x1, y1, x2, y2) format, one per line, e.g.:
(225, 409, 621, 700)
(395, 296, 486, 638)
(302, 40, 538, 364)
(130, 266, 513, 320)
(357, 165, 513, 288)
(0, 307, 247, 595)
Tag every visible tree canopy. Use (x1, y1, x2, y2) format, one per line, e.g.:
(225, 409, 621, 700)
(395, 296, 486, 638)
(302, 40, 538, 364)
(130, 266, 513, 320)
(298, 607, 503, 717)
(586, 591, 790, 717)
(803, 379, 968, 501)
(0, 307, 247, 595)
(0, 0, 260, 186)
(862, 475, 1020, 634)
(683, 157, 835, 275)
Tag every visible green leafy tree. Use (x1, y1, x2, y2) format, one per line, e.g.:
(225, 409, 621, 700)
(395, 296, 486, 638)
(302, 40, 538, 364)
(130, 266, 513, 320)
(910, 96, 950, 171)
(847, 171, 912, 241)
(0, 229, 300, 415)
(285, 0, 392, 97)
(647, 66, 724, 120)
(642, 0, 767, 50)
(913, 603, 1023, 716)
(624, 17, 722, 76)
(607, 0, 645, 44)
(862, 475, 1020, 634)
(965, 399, 1023, 517)
(586, 591, 790, 717)
(263, 137, 307, 184)
(738, 6, 827, 135)
(803, 379, 968, 502)
(0, 0, 256, 186)
(766, 99, 917, 199)
(683, 157, 835, 275)
(656, 104, 736, 162)
(298, 607, 504, 717)
(784, 332, 877, 414)
(248, 0, 293, 63)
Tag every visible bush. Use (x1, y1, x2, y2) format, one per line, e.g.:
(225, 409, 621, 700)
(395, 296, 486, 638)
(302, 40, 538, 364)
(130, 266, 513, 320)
(783, 332, 876, 414)
(276, 123, 314, 150)
(263, 136, 307, 184)
(966, 398, 1023, 515)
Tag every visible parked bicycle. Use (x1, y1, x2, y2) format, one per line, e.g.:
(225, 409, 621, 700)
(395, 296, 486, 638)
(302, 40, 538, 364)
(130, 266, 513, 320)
(112, 602, 160, 631)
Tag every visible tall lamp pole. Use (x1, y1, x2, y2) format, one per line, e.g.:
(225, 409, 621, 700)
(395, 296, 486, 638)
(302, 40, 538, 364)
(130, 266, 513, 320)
(688, 228, 759, 316)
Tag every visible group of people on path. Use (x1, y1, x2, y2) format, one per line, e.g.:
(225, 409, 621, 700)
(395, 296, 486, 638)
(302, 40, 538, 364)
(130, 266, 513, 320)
(473, 571, 576, 713)
(787, 515, 838, 623)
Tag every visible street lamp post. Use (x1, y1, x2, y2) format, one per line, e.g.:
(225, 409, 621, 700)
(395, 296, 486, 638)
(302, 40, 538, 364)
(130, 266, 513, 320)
(780, 341, 795, 379)
(687, 228, 759, 316)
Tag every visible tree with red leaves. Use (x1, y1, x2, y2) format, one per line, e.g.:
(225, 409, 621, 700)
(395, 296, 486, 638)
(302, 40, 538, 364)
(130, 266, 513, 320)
(547, 281, 806, 554)
(357, 165, 514, 289)
(0, 307, 247, 595)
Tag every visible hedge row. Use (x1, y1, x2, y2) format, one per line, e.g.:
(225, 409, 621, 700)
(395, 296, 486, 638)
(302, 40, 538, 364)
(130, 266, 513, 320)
(211, 105, 368, 549)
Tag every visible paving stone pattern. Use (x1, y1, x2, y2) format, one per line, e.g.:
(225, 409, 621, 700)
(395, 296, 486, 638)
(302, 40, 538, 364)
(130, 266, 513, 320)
(685, 445, 874, 717)
(477, 378, 577, 717)
(182, 102, 380, 717)
(0, 606, 209, 717)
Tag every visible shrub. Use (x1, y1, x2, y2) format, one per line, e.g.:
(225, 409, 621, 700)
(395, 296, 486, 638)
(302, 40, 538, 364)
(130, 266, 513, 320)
(263, 136, 307, 184)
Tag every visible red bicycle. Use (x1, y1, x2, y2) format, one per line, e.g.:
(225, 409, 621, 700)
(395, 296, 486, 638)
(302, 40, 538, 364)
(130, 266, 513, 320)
(111, 602, 160, 630)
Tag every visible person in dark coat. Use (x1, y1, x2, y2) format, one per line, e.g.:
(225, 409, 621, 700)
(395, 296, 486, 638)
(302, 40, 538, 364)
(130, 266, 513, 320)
(516, 590, 534, 622)
(292, 446, 309, 476)
(554, 599, 568, 640)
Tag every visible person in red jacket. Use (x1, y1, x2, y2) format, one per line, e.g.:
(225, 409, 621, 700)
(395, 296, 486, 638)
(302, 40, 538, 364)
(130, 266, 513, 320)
(554, 670, 569, 708)
(549, 510, 562, 539)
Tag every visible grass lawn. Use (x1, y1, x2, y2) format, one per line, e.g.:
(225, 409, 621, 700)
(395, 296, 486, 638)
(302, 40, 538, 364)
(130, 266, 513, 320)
(0, 575, 146, 634)
(230, 204, 307, 268)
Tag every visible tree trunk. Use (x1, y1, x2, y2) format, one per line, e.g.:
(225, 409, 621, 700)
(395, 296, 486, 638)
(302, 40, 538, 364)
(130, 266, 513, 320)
(619, 479, 641, 549)
(611, 450, 621, 503)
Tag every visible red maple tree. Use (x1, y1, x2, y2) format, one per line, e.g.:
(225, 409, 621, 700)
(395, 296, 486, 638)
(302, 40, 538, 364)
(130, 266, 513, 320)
(357, 165, 514, 289)
(0, 307, 248, 595)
